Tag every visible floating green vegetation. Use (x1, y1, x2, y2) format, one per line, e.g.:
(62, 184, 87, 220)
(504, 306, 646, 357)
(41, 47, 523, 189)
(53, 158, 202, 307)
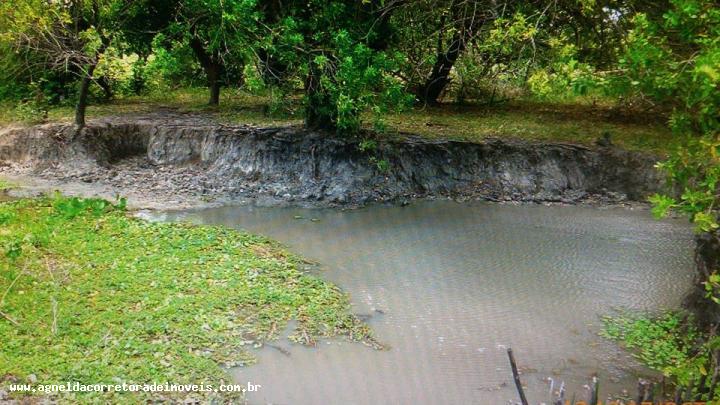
(0, 196, 373, 402)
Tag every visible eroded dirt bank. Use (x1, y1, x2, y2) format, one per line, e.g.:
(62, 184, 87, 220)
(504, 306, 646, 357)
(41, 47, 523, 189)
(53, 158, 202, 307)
(0, 112, 664, 209)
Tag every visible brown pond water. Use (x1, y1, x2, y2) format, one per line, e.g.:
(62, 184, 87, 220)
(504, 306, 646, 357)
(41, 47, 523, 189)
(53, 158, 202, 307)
(149, 200, 695, 404)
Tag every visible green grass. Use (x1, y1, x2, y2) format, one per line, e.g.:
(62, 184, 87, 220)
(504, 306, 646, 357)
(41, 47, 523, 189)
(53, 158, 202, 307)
(0, 196, 373, 402)
(0, 179, 14, 191)
(381, 100, 675, 154)
(0, 88, 675, 153)
(0, 88, 303, 128)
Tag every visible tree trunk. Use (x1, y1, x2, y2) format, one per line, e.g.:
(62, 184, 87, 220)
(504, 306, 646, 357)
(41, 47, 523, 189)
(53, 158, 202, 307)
(75, 63, 98, 129)
(74, 31, 108, 130)
(416, 32, 466, 105)
(97, 75, 113, 100)
(75, 76, 91, 128)
(207, 64, 221, 106)
(304, 62, 334, 130)
(189, 37, 223, 106)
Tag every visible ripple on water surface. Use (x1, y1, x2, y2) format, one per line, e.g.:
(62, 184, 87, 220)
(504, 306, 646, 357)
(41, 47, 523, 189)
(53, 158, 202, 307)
(155, 200, 695, 404)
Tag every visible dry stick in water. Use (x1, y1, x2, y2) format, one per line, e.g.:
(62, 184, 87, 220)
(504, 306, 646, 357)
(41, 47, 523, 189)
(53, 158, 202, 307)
(548, 377, 555, 402)
(554, 381, 566, 405)
(674, 385, 683, 404)
(589, 376, 599, 405)
(507, 348, 529, 405)
(646, 381, 655, 403)
(659, 376, 665, 403)
(636, 379, 645, 404)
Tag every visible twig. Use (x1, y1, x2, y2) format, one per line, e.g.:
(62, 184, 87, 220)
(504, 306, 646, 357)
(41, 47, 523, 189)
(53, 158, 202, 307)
(554, 381, 566, 405)
(45, 257, 56, 282)
(1, 264, 28, 306)
(51, 297, 58, 335)
(637, 379, 647, 404)
(0, 309, 20, 327)
(507, 348, 529, 405)
(589, 376, 599, 405)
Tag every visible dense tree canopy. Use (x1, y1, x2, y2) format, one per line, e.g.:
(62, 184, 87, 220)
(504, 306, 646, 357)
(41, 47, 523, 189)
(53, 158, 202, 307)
(0, 0, 718, 227)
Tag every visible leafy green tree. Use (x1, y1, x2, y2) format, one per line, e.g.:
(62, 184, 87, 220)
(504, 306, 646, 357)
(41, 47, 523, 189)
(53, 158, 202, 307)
(259, 0, 411, 132)
(617, 4, 720, 394)
(143, 33, 202, 90)
(620, 0, 720, 232)
(391, 0, 552, 105)
(170, 0, 260, 105)
(0, 0, 130, 128)
(116, 0, 178, 94)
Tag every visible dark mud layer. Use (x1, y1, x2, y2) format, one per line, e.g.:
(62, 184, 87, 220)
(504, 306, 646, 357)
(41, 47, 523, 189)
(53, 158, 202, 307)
(0, 113, 663, 209)
(686, 231, 720, 327)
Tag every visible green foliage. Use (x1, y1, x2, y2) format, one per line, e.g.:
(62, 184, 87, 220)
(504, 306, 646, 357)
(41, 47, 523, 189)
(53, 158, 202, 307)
(613, 0, 720, 232)
(0, 197, 373, 401)
(653, 135, 720, 232)
(0, 2, 75, 106)
(601, 312, 708, 386)
(0, 179, 15, 191)
(0, 0, 711, 142)
(369, 156, 390, 173)
(527, 37, 598, 100)
(11, 100, 48, 124)
(456, 12, 538, 102)
(358, 138, 391, 172)
(704, 273, 720, 305)
(143, 34, 201, 91)
(320, 32, 412, 132)
(0, 0, 696, 135)
(50, 194, 117, 219)
(617, 2, 720, 132)
(93, 50, 142, 97)
(174, 0, 260, 57)
(358, 139, 378, 153)
(257, 0, 413, 133)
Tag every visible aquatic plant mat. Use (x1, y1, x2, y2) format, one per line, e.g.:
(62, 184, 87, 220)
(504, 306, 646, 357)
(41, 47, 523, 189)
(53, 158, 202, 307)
(0, 196, 372, 402)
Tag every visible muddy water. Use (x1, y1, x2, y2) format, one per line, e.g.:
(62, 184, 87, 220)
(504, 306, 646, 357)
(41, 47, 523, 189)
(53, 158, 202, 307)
(153, 201, 694, 404)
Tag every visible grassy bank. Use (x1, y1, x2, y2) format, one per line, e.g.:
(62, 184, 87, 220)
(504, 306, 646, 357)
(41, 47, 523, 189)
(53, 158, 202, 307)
(601, 312, 707, 387)
(384, 101, 675, 154)
(0, 195, 372, 402)
(0, 88, 674, 154)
